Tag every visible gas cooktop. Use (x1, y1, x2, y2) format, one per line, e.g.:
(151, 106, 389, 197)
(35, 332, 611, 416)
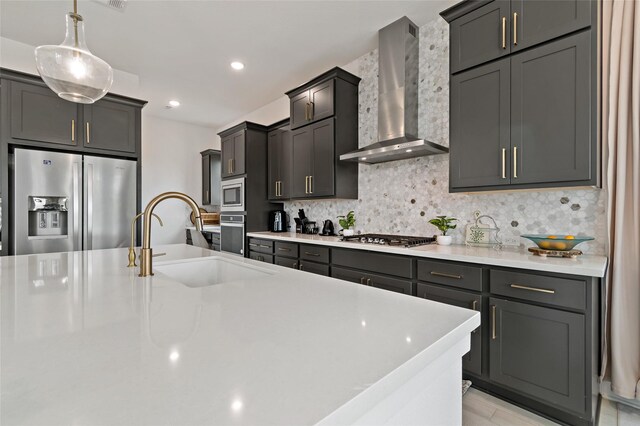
(340, 233, 436, 247)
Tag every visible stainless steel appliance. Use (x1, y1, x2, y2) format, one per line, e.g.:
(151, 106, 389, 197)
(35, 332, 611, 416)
(221, 177, 245, 212)
(320, 219, 335, 236)
(13, 148, 136, 255)
(268, 210, 287, 232)
(340, 233, 435, 247)
(220, 214, 245, 256)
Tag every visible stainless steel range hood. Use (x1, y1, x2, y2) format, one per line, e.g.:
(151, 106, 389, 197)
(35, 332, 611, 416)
(340, 16, 448, 164)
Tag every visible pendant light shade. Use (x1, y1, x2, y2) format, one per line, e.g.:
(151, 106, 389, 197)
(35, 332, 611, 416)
(35, 5, 113, 104)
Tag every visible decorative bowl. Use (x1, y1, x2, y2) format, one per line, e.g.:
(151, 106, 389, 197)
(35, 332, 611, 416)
(521, 234, 594, 251)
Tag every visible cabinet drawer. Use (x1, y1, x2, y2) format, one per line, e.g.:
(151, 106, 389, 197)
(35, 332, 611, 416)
(331, 267, 413, 295)
(332, 248, 413, 279)
(275, 256, 298, 269)
(275, 241, 298, 258)
(248, 238, 273, 254)
(299, 260, 329, 277)
(417, 283, 482, 375)
(490, 270, 586, 311)
(299, 244, 330, 263)
(249, 252, 273, 264)
(417, 259, 482, 292)
(210, 233, 221, 244)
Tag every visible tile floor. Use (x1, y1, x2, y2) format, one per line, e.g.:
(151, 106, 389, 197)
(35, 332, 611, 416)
(462, 388, 640, 426)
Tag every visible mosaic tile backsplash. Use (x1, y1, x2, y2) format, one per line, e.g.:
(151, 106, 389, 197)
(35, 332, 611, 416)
(284, 17, 606, 255)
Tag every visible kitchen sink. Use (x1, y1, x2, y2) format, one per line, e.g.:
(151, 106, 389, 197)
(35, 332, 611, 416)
(154, 257, 274, 288)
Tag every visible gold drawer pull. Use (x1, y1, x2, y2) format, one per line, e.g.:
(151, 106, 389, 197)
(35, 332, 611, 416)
(430, 271, 462, 280)
(510, 284, 555, 294)
(304, 251, 320, 257)
(491, 305, 497, 339)
(278, 247, 291, 252)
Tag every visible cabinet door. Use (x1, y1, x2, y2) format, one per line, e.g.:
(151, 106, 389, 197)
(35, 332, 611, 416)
(418, 283, 482, 375)
(290, 126, 313, 198)
(232, 131, 246, 176)
(489, 298, 586, 414)
(309, 118, 335, 197)
(202, 153, 211, 204)
(10, 81, 79, 146)
(221, 135, 235, 178)
(450, 0, 511, 73)
(299, 261, 329, 276)
(309, 80, 334, 123)
(290, 90, 310, 130)
(511, 0, 591, 52)
(511, 32, 591, 185)
(367, 272, 413, 295)
(275, 256, 298, 270)
(331, 266, 367, 285)
(83, 100, 136, 153)
(450, 58, 511, 190)
(249, 252, 274, 264)
(267, 130, 281, 200)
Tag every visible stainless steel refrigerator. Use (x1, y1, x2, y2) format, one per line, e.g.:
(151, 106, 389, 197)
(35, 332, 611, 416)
(13, 148, 136, 255)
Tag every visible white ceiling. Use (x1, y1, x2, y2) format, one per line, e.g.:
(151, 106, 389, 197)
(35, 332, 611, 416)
(0, 0, 454, 129)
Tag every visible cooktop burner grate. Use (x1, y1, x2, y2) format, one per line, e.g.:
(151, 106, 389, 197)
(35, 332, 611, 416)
(340, 233, 436, 247)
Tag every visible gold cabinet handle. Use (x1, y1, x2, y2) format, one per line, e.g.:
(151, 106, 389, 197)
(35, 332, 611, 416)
(305, 176, 309, 194)
(513, 12, 518, 45)
(293, 262, 298, 269)
(491, 305, 497, 340)
(304, 103, 309, 120)
(299, 263, 304, 271)
(366, 278, 371, 286)
(86, 122, 90, 144)
(309, 175, 313, 194)
(71, 119, 75, 142)
(510, 284, 555, 294)
(205, 189, 209, 200)
(430, 271, 462, 280)
(231, 158, 234, 174)
(471, 300, 479, 333)
(501, 148, 507, 179)
(502, 17, 507, 49)
(513, 146, 518, 178)
(309, 101, 314, 120)
(360, 277, 366, 285)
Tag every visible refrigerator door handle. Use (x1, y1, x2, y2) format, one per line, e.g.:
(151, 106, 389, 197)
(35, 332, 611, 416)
(86, 163, 94, 250)
(73, 162, 82, 251)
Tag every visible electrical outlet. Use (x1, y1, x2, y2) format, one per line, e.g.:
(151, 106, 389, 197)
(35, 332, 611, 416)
(502, 236, 521, 247)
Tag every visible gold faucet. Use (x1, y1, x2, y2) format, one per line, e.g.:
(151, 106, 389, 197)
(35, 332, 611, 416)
(128, 212, 163, 267)
(139, 192, 202, 277)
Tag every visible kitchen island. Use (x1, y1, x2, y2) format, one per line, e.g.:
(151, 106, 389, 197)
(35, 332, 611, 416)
(1, 244, 479, 425)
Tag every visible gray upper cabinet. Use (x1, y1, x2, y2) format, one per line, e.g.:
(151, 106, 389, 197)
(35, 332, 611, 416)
(267, 122, 291, 200)
(449, 0, 511, 73)
(450, 58, 510, 189)
(285, 67, 359, 200)
(82, 100, 137, 153)
(9, 81, 79, 147)
(489, 297, 586, 414)
(511, 31, 592, 185)
(221, 130, 245, 179)
(443, 0, 597, 192)
(511, 0, 591, 52)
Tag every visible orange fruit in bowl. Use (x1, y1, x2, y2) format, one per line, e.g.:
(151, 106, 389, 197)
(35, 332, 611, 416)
(553, 242, 567, 250)
(547, 235, 557, 239)
(539, 241, 552, 249)
(565, 235, 575, 239)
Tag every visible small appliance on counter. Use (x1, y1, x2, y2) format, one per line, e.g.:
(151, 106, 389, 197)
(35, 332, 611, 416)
(294, 209, 319, 234)
(268, 210, 288, 232)
(320, 219, 335, 236)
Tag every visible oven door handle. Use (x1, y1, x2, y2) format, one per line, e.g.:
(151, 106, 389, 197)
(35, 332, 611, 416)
(221, 223, 245, 228)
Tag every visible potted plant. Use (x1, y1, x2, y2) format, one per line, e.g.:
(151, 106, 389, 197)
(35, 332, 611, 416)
(337, 211, 356, 236)
(429, 215, 457, 245)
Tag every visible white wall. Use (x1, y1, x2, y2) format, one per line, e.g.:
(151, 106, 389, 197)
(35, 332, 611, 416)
(142, 115, 218, 245)
(2, 36, 218, 246)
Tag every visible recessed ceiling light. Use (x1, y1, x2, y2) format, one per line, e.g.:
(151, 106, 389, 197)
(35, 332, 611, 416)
(167, 100, 180, 108)
(230, 61, 245, 71)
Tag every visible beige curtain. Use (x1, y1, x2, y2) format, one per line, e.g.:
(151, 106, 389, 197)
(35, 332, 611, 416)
(601, 0, 640, 400)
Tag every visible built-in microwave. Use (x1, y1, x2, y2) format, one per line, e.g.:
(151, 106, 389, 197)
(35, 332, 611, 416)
(221, 177, 245, 212)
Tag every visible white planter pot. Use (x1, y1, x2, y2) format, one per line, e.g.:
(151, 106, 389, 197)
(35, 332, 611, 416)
(342, 229, 354, 237)
(436, 235, 452, 246)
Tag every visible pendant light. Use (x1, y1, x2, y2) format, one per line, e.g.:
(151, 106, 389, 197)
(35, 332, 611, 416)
(35, 0, 113, 104)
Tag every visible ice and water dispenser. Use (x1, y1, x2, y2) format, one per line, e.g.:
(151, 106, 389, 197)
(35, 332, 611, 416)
(27, 196, 69, 238)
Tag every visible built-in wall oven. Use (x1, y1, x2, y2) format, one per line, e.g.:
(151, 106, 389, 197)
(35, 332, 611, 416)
(220, 214, 245, 256)
(221, 177, 245, 212)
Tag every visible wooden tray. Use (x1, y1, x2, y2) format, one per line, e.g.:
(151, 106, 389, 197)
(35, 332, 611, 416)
(528, 247, 582, 258)
(190, 209, 220, 225)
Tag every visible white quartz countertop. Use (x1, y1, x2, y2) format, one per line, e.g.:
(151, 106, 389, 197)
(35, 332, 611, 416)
(186, 225, 220, 232)
(247, 232, 608, 277)
(1, 244, 478, 425)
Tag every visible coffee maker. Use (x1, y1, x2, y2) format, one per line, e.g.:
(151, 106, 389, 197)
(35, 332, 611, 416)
(268, 210, 288, 232)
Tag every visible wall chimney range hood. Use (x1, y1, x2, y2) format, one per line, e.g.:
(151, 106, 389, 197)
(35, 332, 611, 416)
(340, 16, 448, 164)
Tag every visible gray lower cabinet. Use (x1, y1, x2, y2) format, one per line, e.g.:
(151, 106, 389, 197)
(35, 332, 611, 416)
(275, 256, 299, 269)
(249, 252, 273, 263)
(299, 261, 329, 277)
(417, 283, 482, 375)
(489, 297, 586, 414)
(82, 100, 137, 153)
